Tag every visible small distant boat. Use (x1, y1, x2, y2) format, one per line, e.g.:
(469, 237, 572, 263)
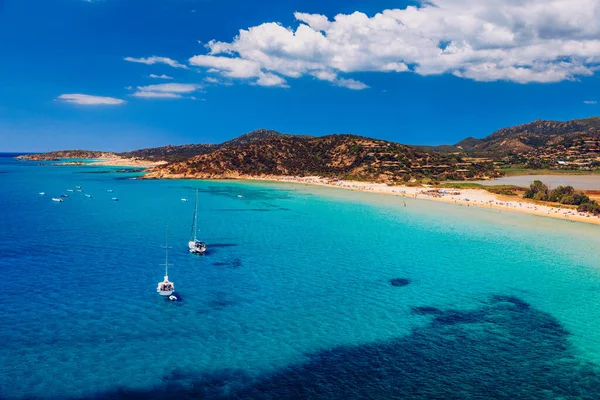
(237, 195, 244, 198)
(169, 295, 177, 301)
(75, 186, 82, 189)
(181, 198, 188, 202)
(107, 189, 114, 193)
(60, 194, 69, 198)
(67, 189, 74, 192)
(76, 189, 83, 192)
(85, 194, 93, 198)
(111, 197, 119, 201)
(188, 188, 207, 254)
(52, 198, 63, 202)
(39, 192, 46, 196)
(157, 227, 175, 297)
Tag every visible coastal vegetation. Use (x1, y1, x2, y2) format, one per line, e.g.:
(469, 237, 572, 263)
(523, 180, 600, 215)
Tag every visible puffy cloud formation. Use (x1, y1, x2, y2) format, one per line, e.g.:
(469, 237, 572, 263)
(189, 0, 600, 88)
(132, 83, 203, 99)
(124, 56, 188, 69)
(56, 94, 125, 105)
(149, 74, 173, 80)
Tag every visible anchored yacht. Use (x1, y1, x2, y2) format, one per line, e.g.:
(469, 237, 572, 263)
(188, 188, 207, 254)
(157, 227, 175, 296)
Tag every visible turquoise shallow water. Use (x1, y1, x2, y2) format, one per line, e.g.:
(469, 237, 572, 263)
(2, 154, 600, 399)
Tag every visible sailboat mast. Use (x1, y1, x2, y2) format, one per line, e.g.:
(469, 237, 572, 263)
(194, 188, 199, 241)
(165, 226, 169, 277)
(190, 189, 199, 241)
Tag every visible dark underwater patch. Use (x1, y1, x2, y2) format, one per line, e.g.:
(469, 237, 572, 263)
(206, 298, 237, 310)
(411, 306, 443, 316)
(432, 308, 488, 326)
(491, 294, 531, 310)
(62, 294, 600, 400)
(212, 259, 242, 269)
(389, 278, 411, 287)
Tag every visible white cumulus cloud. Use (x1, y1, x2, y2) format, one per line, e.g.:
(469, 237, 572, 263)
(333, 78, 369, 90)
(124, 56, 188, 69)
(131, 83, 203, 100)
(256, 72, 289, 87)
(149, 74, 174, 80)
(132, 92, 183, 99)
(136, 83, 202, 93)
(56, 94, 125, 105)
(185, 0, 600, 89)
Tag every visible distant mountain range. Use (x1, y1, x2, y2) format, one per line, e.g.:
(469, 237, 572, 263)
(16, 117, 600, 181)
(419, 117, 600, 156)
(425, 117, 600, 170)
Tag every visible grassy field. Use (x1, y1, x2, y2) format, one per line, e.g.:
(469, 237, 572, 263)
(440, 182, 524, 196)
(500, 168, 600, 176)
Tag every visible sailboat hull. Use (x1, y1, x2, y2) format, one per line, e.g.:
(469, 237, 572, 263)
(189, 241, 207, 254)
(158, 290, 174, 296)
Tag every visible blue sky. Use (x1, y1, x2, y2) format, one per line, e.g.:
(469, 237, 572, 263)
(1, 0, 599, 152)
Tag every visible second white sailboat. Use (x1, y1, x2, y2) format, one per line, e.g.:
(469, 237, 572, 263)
(188, 188, 207, 254)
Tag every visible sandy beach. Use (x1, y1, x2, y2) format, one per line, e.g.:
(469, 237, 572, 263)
(244, 175, 600, 226)
(89, 156, 167, 168)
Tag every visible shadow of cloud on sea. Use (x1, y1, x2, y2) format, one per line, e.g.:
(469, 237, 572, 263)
(46, 293, 600, 400)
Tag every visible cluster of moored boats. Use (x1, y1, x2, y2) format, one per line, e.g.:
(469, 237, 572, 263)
(157, 189, 207, 301)
(41, 186, 118, 202)
(43, 185, 205, 302)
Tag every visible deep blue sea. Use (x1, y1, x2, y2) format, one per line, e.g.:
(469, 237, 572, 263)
(2, 153, 600, 399)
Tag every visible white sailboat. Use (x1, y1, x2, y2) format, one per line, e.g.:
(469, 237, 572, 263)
(188, 188, 207, 254)
(157, 227, 175, 296)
